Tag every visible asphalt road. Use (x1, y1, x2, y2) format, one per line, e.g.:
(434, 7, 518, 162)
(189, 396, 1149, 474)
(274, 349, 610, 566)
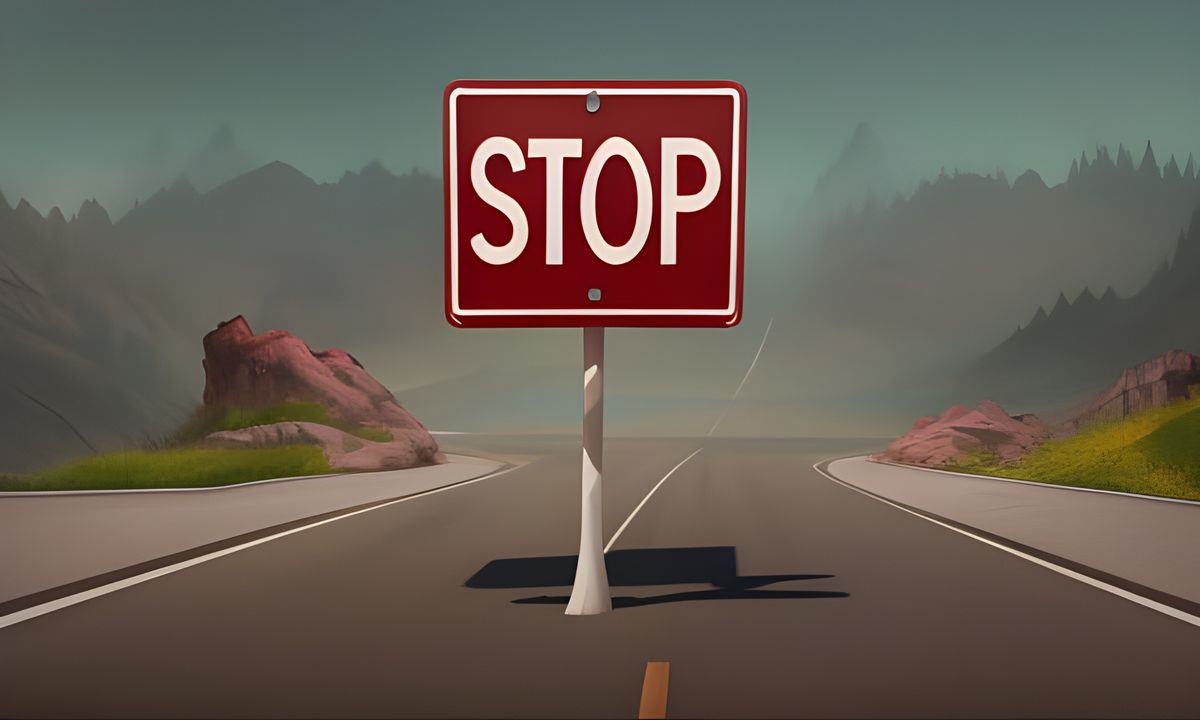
(2, 436, 1199, 718)
(0, 457, 502, 603)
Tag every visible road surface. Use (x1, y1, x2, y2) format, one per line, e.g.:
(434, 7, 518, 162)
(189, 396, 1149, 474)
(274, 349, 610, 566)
(0, 456, 503, 603)
(828, 456, 1200, 606)
(1, 436, 1198, 718)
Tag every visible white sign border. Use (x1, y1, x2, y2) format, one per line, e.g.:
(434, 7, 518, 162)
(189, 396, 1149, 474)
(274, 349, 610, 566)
(449, 86, 741, 322)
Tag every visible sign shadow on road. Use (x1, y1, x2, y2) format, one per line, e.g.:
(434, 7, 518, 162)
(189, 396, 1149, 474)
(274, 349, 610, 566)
(465, 546, 848, 610)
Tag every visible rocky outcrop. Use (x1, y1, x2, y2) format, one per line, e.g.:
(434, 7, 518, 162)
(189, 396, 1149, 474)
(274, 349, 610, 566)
(1072, 350, 1200, 428)
(881, 350, 1200, 470)
(876, 400, 1049, 467)
(204, 421, 435, 472)
(201, 316, 441, 468)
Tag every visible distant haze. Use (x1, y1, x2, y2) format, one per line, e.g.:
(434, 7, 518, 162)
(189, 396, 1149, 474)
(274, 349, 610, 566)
(2, 0, 1200, 471)
(3, 0, 1200, 230)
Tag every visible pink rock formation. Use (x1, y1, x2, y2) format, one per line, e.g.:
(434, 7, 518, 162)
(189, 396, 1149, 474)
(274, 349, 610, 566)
(1072, 350, 1200, 428)
(876, 400, 1049, 467)
(201, 316, 440, 468)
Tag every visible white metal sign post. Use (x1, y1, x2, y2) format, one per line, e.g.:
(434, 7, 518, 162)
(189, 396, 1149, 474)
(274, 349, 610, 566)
(566, 326, 611, 615)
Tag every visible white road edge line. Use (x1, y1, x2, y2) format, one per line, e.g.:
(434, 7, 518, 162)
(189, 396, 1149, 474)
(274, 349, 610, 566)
(814, 459, 1200, 629)
(604, 448, 703, 554)
(0, 465, 521, 631)
(0, 457, 508, 497)
(0, 472, 345, 497)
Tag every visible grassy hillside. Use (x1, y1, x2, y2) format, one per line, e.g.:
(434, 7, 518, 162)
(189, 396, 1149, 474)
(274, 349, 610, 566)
(0, 446, 332, 492)
(0, 402, 391, 492)
(209, 402, 393, 442)
(949, 392, 1200, 500)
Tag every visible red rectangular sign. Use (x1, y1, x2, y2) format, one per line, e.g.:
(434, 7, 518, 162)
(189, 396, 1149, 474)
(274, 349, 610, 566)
(444, 80, 746, 328)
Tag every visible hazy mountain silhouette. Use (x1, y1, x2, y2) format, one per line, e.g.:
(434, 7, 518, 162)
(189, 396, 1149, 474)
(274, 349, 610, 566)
(116, 159, 444, 340)
(5, 138, 1200, 469)
(805, 122, 901, 223)
(0, 189, 190, 471)
(798, 142, 1200, 358)
(0, 160, 447, 471)
(110, 124, 263, 216)
(967, 206, 1200, 412)
(0, 157, 792, 467)
(754, 141, 1200, 431)
(116, 157, 450, 382)
(770, 122, 906, 321)
(182, 124, 260, 192)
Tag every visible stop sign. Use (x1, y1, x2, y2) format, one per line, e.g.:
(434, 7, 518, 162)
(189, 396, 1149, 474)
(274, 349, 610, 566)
(444, 80, 746, 328)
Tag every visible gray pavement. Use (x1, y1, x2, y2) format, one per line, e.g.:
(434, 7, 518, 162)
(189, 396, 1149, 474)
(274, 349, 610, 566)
(827, 456, 1200, 605)
(1, 437, 1198, 718)
(0, 455, 502, 603)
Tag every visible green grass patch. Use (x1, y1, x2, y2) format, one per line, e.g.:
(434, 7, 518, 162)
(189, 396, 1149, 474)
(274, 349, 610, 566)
(943, 449, 1003, 475)
(948, 394, 1200, 501)
(200, 405, 388, 444)
(0, 446, 332, 492)
(0, 401, 397, 492)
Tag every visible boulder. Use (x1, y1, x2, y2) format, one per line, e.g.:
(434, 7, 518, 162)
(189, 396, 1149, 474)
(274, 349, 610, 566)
(876, 400, 1048, 467)
(201, 316, 441, 468)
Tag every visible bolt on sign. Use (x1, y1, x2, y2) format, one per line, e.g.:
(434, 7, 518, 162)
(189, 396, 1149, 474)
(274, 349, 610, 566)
(443, 80, 747, 614)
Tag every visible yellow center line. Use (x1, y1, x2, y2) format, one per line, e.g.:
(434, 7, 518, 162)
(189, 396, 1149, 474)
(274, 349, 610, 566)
(638, 661, 670, 719)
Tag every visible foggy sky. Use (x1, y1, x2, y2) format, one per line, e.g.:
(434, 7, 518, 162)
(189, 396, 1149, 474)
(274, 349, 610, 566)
(4, 0, 1200, 232)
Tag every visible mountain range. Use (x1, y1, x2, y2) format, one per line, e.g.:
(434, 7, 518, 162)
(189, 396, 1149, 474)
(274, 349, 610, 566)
(0, 188, 185, 472)
(0, 160, 447, 472)
(788, 141, 1200, 364)
(3, 133, 1200, 470)
(0, 158, 763, 471)
(969, 207, 1200, 414)
(804, 121, 902, 224)
(751, 140, 1200, 433)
